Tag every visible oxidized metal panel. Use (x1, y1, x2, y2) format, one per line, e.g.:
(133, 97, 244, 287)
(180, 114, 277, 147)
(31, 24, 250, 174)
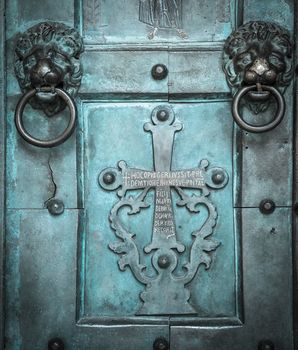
(3, 0, 296, 349)
(78, 101, 240, 322)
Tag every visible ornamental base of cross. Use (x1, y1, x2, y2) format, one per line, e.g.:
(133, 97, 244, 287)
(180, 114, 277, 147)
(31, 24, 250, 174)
(99, 105, 229, 315)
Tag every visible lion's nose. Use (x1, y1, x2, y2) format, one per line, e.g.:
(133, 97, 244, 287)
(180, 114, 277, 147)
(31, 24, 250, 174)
(250, 58, 270, 76)
(30, 58, 63, 87)
(244, 58, 277, 84)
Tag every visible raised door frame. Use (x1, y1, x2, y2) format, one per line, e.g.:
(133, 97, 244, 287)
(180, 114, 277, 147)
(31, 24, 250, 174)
(0, 1, 297, 349)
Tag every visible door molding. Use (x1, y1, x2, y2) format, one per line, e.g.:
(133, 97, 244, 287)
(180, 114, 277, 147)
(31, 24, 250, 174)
(0, 0, 6, 348)
(294, 1, 298, 347)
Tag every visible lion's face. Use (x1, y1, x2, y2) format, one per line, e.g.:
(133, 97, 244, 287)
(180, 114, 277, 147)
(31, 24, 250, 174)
(14, 22, 84, 116)
(223, 21, 293, 99)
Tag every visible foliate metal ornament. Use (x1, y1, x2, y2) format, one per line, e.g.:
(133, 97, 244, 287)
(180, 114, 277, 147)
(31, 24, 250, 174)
(99, 105, 229, 315)
(223, 21, 293, 117)
(14, 22, 84, 117)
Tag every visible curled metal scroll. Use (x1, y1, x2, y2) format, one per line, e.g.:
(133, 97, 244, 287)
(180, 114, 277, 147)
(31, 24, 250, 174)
(15, 88, 77, 148)
(232, 84, 285, 133)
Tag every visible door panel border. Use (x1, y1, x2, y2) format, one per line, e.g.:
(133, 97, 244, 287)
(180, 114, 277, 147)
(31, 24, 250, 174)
(0, 0, 6, 348)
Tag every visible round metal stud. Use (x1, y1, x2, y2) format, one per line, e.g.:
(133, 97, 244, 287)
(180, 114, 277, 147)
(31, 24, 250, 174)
(48, 338, 65, 350)
(258, 339, 274, 350)
(151, 64, 168, 80)
(103, 172, 116, 185)
(259, 199, 276, 215)
(47, 199, 65, 216)
(153, 337, 169, 350)
(157, 255, 171, 269)
(211, 170, 225, 185)
(157, 110, 169, 122)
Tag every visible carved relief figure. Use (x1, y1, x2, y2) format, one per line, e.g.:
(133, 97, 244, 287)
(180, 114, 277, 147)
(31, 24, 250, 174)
(139, 0, 187, 39)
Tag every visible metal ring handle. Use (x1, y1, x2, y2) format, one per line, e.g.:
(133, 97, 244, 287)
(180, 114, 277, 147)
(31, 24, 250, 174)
(15, 88, 77, 148)
(232, 85, 285, 133)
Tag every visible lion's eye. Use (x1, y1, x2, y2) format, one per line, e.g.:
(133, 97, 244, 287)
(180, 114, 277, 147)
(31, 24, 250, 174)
(268, 54, 285, 70)
(242, 57, 251, 65)
(25, 55, 36, 67)
(47, 50, 56, 59)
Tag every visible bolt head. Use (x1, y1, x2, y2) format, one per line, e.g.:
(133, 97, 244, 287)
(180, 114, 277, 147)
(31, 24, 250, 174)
(103, 172, 116, 185)
(258, 340, 274, 350)
(259, 199, 276, 215)
(47, 199, 64, 216)
(212, 170, 225, 185)
(48, 338, 65, 350)
(151, 64, 168, 80)
(153, 338, 169, 350)
(157, 110, 169, 122)
(157, 255, 171, 269)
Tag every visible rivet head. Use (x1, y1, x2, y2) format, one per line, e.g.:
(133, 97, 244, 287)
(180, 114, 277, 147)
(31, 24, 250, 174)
(48, 338, 65, 350)
(157, 255, 171, 269)
(47, 199, 64, 216)
(153, 337, 169, 350)
(259, 199, 276, 215)
(157, 110, 169, 122)
(103, 172, 116, 185)
(258, 340, 274, 350)
(211, 170, 225, 185)
(151, 64, 168, 80)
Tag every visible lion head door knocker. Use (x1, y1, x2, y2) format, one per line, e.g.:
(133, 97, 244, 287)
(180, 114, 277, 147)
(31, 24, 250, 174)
(14, 22, 84, 147)
(223, 21, 293, 133)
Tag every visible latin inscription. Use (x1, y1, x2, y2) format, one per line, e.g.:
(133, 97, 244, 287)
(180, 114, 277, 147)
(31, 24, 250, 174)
(154, 188, 176, 236)
(123, 170, 205, 189)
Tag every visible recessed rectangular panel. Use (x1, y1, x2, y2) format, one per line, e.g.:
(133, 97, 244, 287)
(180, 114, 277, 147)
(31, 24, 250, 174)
(168, 51, 230, 95)
(80, 51, 168, 95)
(78, 101, 241, 323)
(79, 0, 236, 45)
